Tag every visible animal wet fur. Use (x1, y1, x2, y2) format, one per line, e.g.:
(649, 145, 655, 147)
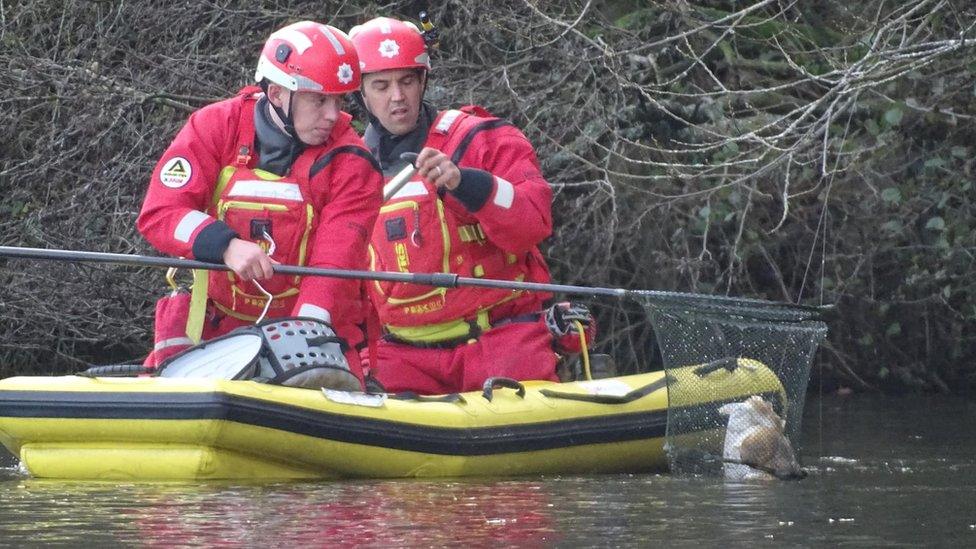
(718, 396, 805, 480)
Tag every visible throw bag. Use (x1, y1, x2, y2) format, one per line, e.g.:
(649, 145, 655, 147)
(144, 290, 194, 369)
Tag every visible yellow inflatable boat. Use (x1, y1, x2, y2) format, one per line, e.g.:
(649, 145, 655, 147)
(0, 359, 785, 480)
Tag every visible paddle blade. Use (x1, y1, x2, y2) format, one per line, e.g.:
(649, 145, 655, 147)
(157, 333, 263, 379)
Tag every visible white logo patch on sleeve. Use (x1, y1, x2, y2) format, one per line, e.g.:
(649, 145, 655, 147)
(159, 157, 193, 188)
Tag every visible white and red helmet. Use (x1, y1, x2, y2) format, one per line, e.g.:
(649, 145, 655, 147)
(348, 17, 431, 75)
(255, 21, 360, 94)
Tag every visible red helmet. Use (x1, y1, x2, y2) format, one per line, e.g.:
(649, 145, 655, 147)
(254, 21, 360, 94)
(348, 17, 431, 75)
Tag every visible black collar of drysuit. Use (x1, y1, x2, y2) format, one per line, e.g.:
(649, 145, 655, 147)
(253, 96, 305, 177)
(363, 102, 437, 178)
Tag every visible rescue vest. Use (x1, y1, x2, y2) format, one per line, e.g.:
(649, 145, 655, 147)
(202, 94, 320, 323)
(368, 108, 530, 341)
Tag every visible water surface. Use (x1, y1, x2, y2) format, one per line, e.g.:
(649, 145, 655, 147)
(2, 394, 974, 546)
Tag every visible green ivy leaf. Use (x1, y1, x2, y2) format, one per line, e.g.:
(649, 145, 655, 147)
(865, 118, 880, 136)
(951, 146, 969, 158)
(886, 322, 902, 336)
(881, 187, 902, 204)
(881, 220, 903, 234)
(925, 216, 946, 231)
(924, 157, 946, 169)
(884, 107, 904, 126)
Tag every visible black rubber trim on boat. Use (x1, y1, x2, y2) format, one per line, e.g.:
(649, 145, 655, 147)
(539, 375, 672, 405)
(389, 392, 465, 403)
(0, 389, 783, 456)
(78, 364, 152, 378)
(0, 390, 664, 454)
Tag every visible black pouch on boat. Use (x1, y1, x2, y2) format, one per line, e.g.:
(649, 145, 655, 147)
(156, 317, 360, 391)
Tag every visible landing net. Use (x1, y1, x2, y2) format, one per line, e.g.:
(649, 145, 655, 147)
(636, 292, 828, 478)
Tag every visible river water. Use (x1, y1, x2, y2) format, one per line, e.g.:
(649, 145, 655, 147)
(1, 393, 974, 546)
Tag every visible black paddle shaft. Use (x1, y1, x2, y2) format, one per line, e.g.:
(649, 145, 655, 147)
(0, 245, 830, 314)
(0, 245, 623, 297)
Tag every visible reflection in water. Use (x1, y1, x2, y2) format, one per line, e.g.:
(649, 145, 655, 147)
(0, 478, 562, 546)
(1, 394, 975, 545)
(124, 480, 562, 547)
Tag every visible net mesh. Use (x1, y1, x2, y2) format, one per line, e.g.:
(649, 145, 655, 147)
(635, 292, 828, 478)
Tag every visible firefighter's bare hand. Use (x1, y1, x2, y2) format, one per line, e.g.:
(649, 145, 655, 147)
(416, 147, 460, 190)
(223, 238, 276, 281)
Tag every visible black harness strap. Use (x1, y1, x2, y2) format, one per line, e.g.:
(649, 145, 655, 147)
(309, 145, 382, 178)
(450, 119, 513, 165)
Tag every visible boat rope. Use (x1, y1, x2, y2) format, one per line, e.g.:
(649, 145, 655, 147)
(165, 266, 179, 291)
(573, 319, 592, 381)
(253, 280, 274, 324)
(252, 229, 277, 324)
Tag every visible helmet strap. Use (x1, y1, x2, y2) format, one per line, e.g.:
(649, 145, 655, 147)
(420, 69, 429, 103)
(264, 83, 306, 146)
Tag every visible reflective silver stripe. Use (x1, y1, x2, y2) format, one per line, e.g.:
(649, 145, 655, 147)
(383, 180, 428, 200)
(228, 181, 303, 201)
(297, 303, 332, 323)
(174, 210, 211, 243)
(435, 110, 463, 134)
(320, 26, 345, 55)
(153, 337, 194, 351)
(255, 56, 301, 91)
(270, 27, 313, 53)
(493, 176, 514, 209)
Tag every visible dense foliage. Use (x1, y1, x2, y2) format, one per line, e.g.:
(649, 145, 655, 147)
(1, 0, 974, 393)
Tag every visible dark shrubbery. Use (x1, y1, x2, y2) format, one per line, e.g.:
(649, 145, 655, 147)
(1, 1, 974, 392)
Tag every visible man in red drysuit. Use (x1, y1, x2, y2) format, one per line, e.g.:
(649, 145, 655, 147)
(138, 21, 383, 384)
(348, 17, 593, 394)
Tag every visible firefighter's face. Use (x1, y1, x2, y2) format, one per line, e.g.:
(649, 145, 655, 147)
(269, 85, 342, 146)
(361, 69, 424, 136)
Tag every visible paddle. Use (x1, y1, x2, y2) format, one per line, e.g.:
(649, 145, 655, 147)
(0, 245, 829, 317)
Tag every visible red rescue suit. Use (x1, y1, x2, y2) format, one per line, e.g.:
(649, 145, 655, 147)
(367, 107, 558, 394)
(138, 87, 382, 382)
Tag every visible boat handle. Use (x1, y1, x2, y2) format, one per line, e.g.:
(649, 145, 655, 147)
(481, 377, 526, 402)
(693, 357, 740, 377)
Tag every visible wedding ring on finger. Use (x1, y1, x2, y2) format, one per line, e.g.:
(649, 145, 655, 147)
(435, 165, 443, 177)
